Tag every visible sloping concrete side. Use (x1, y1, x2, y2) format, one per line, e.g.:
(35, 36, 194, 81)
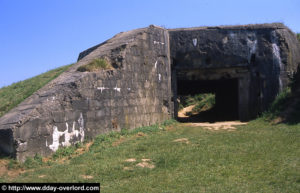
(0, 26, 172, 161)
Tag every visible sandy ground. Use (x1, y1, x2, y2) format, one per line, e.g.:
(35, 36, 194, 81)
(178, 105, 247, 131)
(188, 121, 247, 131)
(177, 105, 195, 118)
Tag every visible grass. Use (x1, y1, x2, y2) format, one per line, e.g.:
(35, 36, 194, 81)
(262, 88, 292, 120)
(261, 84, 300, 124)
(77, 58, 112, 72)
(191, 93, 215, 114)
(179, 93, 216, 114)
(0, 119, 299, 192)
(0, 65, 71, 117)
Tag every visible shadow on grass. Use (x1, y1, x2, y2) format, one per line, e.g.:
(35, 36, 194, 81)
(0, 152, 13, 159)
(281, 98, 300, 125)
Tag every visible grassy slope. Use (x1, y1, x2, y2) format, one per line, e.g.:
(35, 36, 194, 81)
(1, 119, 299, 193)
(0, 65, 71, 117)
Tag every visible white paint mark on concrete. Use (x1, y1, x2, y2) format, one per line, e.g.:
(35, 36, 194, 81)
(48, 126, 64, 151)
(154, 41, 165, 45)
(229, 32, 236, 38)
(192, 38, 197, 47)
(222, 36, 228, 44)
(97, 87, 108, 93)
(48, 113, 85, 152)
(271, 30, 284, 92)
(114, 85, 121, 92)
(279, 78, 283, 92)
(247, 34, 257, 63)
(127, 88, 131, 91)
(271, 40, 283, 70)
(272, 42, 282, 67)
(155, 61, 158, 69)
(158, 74, 161, 81)
(78, 113, 85, 140)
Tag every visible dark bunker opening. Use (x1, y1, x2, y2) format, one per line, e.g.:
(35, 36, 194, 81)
(176, 78, 239, 122)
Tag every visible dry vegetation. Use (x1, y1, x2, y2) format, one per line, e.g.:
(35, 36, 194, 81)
(77, 58, 112, 72)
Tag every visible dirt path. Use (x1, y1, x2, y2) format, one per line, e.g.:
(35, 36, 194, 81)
(0, 159, 25, 179)
(188, 121, 247, 131)
(178, 105, 195, 118)
(178, 105, 247, 131)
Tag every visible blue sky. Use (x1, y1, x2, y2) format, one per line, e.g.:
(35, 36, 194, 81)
(0, 0, 299, 88)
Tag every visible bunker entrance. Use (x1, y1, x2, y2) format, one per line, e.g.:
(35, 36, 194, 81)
(176, 79, 239, 122)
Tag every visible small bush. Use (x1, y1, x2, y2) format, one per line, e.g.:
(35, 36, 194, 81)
(297, 33, 300, 42)
(77, 58, 112, 72)
(52, 146, 76, 160)
(263, 88, 291, 120)
(7, 160, 21, 170)
(23, 154, 44, 169)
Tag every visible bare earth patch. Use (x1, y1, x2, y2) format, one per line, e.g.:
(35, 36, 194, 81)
(136, 162, 155, 169)
(80, 175, 94, 179)
(124, 158, 155, 170)
(178, 105, 196, 118)
(188, 121, 247, 131)
(0, 160, 8, 176)
(75, 142, 93, 154)
(173, 138, 190, 144)
(113, 132, 147, 147)
(136, 132, 147, 137)
(124, 158, 136, 163)
(123, 167, 134, 171)
(0, 159, 26, 179)
(113, 136, 126, 146)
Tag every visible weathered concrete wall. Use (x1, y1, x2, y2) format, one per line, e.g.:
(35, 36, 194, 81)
(0, 23, 299, 160)
(0, 25, 172, 161)
(169, 23, 300, 120)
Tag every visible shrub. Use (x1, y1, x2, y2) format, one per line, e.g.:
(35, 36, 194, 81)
(52, 146, 76, 159)
(262, 88, 291, 120)
(23, 154, 44, 169)
(77, 58, 112, 72)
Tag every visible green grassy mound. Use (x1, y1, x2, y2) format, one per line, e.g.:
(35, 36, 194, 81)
(0, 65, 71, 117)
(1, 119, 299, 193)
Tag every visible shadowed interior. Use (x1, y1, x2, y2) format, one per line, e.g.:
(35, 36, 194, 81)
(176, 78, 239, 122)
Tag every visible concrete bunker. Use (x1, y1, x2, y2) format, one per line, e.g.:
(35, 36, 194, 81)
(0, 23, 300, 160)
